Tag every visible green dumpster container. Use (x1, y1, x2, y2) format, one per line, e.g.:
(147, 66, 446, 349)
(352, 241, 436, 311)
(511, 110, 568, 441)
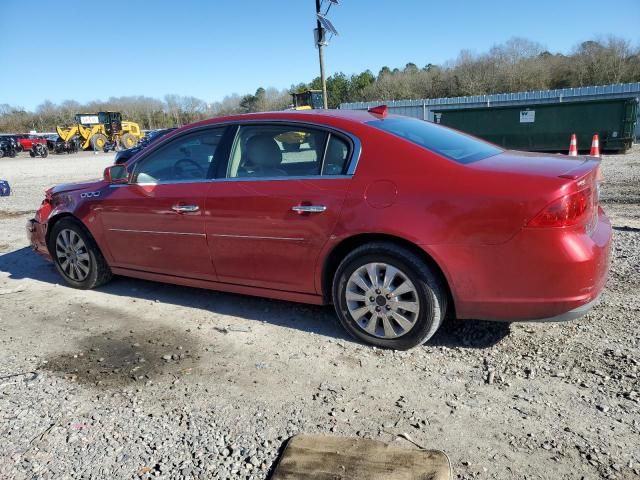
(432, 98, 638, 153)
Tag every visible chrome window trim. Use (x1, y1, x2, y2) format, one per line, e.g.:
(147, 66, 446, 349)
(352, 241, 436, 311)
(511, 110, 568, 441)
(210, 174, 352, 183)
(111, 175, 352, 187)
(320, 132, 331, 175)
(125, 119, 362, 186)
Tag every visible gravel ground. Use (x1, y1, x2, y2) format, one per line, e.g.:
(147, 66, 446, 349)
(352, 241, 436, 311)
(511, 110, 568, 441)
(0, 148, 639, 479)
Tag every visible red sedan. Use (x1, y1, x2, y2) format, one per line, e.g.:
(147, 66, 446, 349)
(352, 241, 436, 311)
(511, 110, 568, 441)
(27, 108, 611, 350)
(15, 134, 47, 152)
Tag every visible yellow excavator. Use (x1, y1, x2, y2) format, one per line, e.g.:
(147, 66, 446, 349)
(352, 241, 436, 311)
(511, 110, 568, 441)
(57, 112, 143, 150)
(291, 90, 324, 110)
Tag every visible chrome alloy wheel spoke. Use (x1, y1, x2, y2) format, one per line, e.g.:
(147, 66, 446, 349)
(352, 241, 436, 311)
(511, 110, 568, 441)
(345, 262, 420, 339)
(55, 229, 90, 282)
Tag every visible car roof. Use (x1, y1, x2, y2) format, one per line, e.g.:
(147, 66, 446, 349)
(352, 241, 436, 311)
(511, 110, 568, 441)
(181, 109, 389, 131)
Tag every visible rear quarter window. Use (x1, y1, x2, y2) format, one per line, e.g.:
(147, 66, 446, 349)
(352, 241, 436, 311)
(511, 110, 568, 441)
(368, 117, 502, 164)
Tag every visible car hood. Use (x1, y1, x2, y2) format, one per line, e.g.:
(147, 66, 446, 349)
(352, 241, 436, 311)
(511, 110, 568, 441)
(47, 179, 105, 196)
(470, 150, 595, 178)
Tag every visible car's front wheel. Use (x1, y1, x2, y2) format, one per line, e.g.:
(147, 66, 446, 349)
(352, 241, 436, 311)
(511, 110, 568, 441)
(49, 218, 112, 289)
(332, 242, 447, 350)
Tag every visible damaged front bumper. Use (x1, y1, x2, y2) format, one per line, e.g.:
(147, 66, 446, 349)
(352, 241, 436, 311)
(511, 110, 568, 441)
(27, 218, 51, 260)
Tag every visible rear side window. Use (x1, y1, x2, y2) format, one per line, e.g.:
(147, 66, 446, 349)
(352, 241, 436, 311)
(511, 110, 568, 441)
(322, 135, 349, 175)
(225, 125, 351, 178)
(368, 117, 502, 164)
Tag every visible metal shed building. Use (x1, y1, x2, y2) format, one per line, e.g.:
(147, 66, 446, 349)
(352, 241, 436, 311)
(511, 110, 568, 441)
(340, 82, 640, 141)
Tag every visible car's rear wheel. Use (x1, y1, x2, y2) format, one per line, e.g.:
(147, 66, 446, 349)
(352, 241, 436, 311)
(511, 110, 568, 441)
(332, 242, 447, 350)
(49, 218, 112, 289)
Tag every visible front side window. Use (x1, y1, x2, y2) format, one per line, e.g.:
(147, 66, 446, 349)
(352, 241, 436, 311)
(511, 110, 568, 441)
(134, 127, 226, 183)
(226, 125, 351, 178)
(368, 117, 502, 164)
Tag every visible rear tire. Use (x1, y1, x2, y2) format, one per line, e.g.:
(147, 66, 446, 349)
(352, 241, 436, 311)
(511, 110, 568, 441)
(29, 150, 35, 157)
(41, 147, 48, 158)
(120, 133, 136, 149)
(49, 217, 112, 290)
(332, 242, 447, 350)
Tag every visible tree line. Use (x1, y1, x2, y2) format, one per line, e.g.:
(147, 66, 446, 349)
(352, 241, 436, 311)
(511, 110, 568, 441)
(1, 36, 639, 133)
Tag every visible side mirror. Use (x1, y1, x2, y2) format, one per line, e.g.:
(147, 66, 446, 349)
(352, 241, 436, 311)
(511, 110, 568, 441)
(103, 165, 129, 184)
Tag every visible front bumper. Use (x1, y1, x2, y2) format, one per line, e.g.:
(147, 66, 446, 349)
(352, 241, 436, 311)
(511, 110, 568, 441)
(27, 218, 51, 260)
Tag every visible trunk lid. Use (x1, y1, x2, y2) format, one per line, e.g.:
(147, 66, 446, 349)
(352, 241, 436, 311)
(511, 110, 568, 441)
(471, 150, 596, 178)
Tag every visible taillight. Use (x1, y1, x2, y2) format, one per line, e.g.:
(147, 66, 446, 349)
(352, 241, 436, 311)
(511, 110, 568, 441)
(528, 188, 593, 228)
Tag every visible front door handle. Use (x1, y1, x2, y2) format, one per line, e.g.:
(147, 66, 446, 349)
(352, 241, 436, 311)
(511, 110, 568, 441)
(291, 205, 327, 214)
(172, 204, 200, 213)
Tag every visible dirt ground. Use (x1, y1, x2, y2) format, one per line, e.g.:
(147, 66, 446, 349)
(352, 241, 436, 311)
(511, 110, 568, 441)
(0, 148, 639, 480)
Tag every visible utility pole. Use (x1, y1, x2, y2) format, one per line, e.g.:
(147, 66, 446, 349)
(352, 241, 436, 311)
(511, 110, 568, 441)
(315, 0, 328, 109)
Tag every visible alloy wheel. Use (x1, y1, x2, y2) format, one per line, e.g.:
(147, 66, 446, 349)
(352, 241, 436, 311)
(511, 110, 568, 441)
(345, 262, 420, 339)
(55, 229, 91, 281)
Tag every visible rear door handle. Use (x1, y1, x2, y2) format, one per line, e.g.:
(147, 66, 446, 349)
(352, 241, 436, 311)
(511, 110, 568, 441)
(172, 204, 200, 213)
(291, 205, 327, 214)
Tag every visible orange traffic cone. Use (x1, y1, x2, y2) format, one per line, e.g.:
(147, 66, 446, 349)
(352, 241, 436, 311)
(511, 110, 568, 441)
(568, 134, 578, 156)
(590, 134, 600, 157)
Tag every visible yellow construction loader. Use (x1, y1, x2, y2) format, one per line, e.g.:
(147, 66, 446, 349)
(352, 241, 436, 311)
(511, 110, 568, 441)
(291, 90, 324, 110)
(56, 112, 143, 150)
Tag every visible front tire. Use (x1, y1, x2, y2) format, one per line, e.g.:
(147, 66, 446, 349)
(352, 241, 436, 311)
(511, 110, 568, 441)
(90, 133, 108, 151)
(332, 242, 447, 350)
(49, 218, 112, 289)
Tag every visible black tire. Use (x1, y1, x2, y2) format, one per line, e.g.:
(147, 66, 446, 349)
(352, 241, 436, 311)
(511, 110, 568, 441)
(0, 149, 4, 159)
(29, 150, 36, 157)
(9, 148, 16, 158)
(332, 242, 447, 350)
(41, 147, 48, 158)
(48, 217, 112, 290)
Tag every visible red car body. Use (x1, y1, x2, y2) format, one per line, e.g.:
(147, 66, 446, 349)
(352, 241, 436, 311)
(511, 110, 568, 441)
(16, 134, 47, 151)
(28, 109, 611, 326)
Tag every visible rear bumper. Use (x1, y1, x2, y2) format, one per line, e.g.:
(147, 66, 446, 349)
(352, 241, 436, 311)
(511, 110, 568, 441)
(429, 208, 612, 322)
(525, 294, 601, 322)
(27, 218, 51, 260)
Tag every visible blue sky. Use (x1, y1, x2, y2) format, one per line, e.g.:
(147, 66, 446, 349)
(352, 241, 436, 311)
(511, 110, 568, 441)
(1, 0, 638, 110)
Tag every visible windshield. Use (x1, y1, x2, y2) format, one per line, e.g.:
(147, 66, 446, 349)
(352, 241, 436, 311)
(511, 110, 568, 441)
(368, 117, 502, 164)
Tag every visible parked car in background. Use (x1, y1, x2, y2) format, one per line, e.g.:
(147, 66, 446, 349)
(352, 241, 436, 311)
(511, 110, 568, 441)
(0, 136, 18, 158)
(27, 109, 611, 350)
(29, 143, 49, 158)
(47, 135, 80, 154)
(15, 134, 47, 152)
(45, 134, 60, 150)
(0, 179, 10, 196)
(114, 128, 177, 165)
